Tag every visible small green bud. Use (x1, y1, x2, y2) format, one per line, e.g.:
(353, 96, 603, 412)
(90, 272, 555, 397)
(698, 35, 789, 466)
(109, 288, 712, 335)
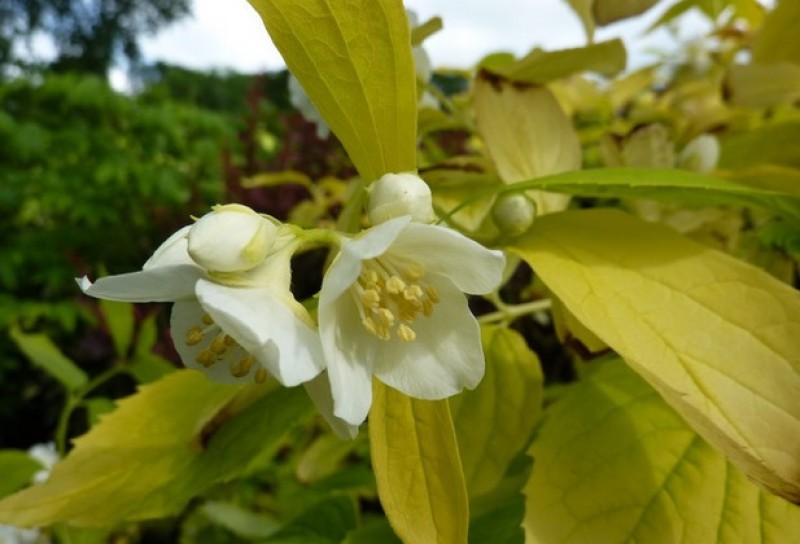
(492, 193, 536, 236)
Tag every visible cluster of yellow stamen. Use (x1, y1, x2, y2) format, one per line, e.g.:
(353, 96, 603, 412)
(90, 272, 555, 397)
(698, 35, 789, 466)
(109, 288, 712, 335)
(184, 313, 267, 383)
(353, 258, 440, 342)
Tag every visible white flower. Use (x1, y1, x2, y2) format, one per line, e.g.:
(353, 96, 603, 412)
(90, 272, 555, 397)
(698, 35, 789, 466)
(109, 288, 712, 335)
(78, 205, 324, 387)
(406, 9, 433, 84)
(0, 524, 42, 544)
(678, 134, 720, 173)
(318, 216, 506, 426)
(27, 442, 58, 485)
(367, 172, 435, 225)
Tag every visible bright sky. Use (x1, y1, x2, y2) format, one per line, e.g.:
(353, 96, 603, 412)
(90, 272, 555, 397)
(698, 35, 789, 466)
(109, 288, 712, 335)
(135, 0, 706, 76)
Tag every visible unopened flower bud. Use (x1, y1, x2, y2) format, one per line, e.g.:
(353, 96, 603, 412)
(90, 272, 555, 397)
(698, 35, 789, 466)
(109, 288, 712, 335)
(678, 134, 719, 173)
(492, 193, 536, 236)
(188, 204, 278, 273)
(368, 172, 436, 224)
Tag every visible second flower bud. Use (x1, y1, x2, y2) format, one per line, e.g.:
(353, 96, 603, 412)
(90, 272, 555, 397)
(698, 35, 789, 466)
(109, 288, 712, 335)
(188, 204, 279, 273)
(367, 172, 436, 225)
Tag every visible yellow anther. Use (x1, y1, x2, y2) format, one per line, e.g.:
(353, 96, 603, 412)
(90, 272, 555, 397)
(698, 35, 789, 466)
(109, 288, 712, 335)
(185, 326, 204, 346)
(210, 335, 228, 354)
(361, 269, 379, 286)
(224, 334, 236, 346)
(360, 289, 381, 309)
(403, 290, 424, 312)
(201, 313, 214, 325)
(254, 367, 268, 384)
(356, 259, 433, 341)
(376, 308, 395, 328)
(195, 349, 216, 368)
(385, 275, 406, 294)
(397, 324, 417, 342)
(425, 285, 440, 304)
(404, 284, 424, 301)
(230, 355, 254, 378)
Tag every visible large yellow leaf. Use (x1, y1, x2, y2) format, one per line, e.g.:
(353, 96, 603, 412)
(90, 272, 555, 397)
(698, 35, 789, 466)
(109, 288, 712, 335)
(0, 371, 312, 526)
(592, 0, 660, 25)
(370, 381, 469, 544)
(473, 72, 581, 214)
(752, 0, 800, 65)
(509, 209, 800, 504)
(494, 40, 627, 83)
(726, 63, 800, 107)
(525, 359, 800, 543)
(565, 0, 660, 39)
(247, 0, 417, 182)
(450, 326, 543, 498)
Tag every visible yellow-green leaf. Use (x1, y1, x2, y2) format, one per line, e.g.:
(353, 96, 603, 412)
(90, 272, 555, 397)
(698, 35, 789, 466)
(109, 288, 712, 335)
(0, 371, 312, 527)
(551, 298, 607, 355)
(473, 71, 581, 214)
(9, 325, 88, 391)
(592, 0, 660, 25)
(563, 0, 596, 41)
(650, 0, 766, 31)
(410, 16, 442, 47)
(719, 121, 800, 170)
(241, 170, 313, 188)
(370, 381, 468, 544)
(0, 451, 41, 499)
(752, 0, 800, 65)
(247, 0, 417, 182)
(619, 124, 675, 168)
(423, 158, 503, 232)
(450, 326, 543, 499)
(526, 359, 800, 543)
(510, 209, 800, 503)
(726, 62, 800, 107)
(295, 434, 358, 484)
(565, 0, 659, 39)
(99, 299, 134, 358)
(497, 167, 800, 222)
(494, 40, 627, 84)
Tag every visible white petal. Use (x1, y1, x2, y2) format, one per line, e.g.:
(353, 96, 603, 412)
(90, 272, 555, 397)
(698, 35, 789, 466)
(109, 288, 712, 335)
(78, 265, 201, 302)
(320, 216, 412, 303)
(303, 372, 359, 439)
(373, 279, 485, 399)
(344, 215, 411, 260)
(195, 280, 323, 386)
(171, 300, 268, 384)
(390, 222, 506, 294)
(143, 225, 194, 270)
(318, 292, 377, 426)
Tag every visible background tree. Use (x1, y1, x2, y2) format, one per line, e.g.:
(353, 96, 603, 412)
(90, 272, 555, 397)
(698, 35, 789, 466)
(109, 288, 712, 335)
(0, 0, 190, 76)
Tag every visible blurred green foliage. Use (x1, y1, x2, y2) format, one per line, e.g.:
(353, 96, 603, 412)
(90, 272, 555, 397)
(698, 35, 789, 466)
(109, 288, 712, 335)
(0, 71, 237, 447)
(0, 64, 354, 450)
(0, 73, 230, 301)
